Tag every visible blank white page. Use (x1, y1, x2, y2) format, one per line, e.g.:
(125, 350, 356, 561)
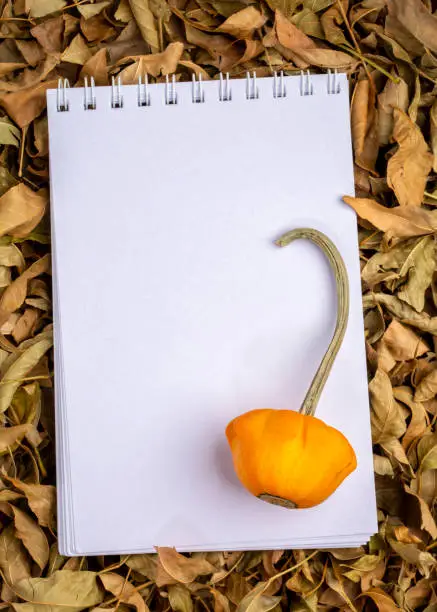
(47, 74, 377, 555)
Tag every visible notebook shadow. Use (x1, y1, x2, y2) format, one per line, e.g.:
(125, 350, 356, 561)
(214, 437, 245, 493)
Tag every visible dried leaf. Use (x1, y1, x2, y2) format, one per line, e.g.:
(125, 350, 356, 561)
(397, 236, 435, 312)
(217, 7, 266, 38)
(416, 433, 437, 471)
(236, 582, 281, 612)
(0, 80, 58, 129)
(0, 331, 53, 414)
(362, 588, 401, 611)
(0, 254, 50, 316)
(168, 584, 193, 612)
(275, 10, 353, 67)
(0, 424, 34, 454)
(129, 0, 160, 53)
(0, 118, 20, 147)
(374, 454, 394, 477)
(404, 485, 437, 539)
(157, 548, 215, 584)
(77, 1, 111, 19)
(0, 524, 31, 591)
(415, 369, 437, 402)
(370, 369, 406, 444)
(211, 588, 231, 612)
(25, 0, 66, 18)
(12, 506, 49, 571)
(377, 76, 409, 146)
(100, 573, 148, 612)
(61, 34, 92, 65)
(343, 196, 437, 239)
(12, 570, 104, 612)
(387, 109, 433, 207)
(387, 0, 437, 54)
(80, 48, 108, 85)
(388, 539, 436, 577)
(7, 478, 56, 528)
(0, 184, 47, 239)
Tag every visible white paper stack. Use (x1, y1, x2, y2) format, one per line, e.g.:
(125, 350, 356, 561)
(47, 73, 377, 555)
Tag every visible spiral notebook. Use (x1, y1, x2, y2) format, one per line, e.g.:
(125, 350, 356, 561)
(47, 72, 377, 556)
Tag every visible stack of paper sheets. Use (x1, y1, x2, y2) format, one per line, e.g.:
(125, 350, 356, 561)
(47, 73, 377, 555)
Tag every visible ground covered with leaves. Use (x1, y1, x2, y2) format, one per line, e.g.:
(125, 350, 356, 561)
(0, 0, 437, 610)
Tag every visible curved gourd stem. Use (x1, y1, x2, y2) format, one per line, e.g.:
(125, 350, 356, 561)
(275, 228, 350, 418)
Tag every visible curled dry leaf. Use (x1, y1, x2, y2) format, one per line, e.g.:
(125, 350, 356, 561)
(377, 76, 409, 146)
(415, 369, 437, 402)
(7, 479, 56, 529)
(0, 254, 50, 318)
(235, 581, 281, 612)
(0, 424, 35, 455)
(351, 79, 378, 173)
(431, 99, 437, 173)
(0, 80, 59, 129)
(168, 584, 194, 612)
(11, 506, 50, 571)
(379, 320, 428, 362)
(61, 34, 92, 65)
(369, 369, 406, 445)
(100, 572, 149, 612)
(0, 184, 47, 239)
(0, 524, 31, 594)
(363, 293, 437, 335)
(361, 588, 401, 611)
(404, 485, 437, 539)
(157, 548, 216, 584)
(386, 109, 433, 208)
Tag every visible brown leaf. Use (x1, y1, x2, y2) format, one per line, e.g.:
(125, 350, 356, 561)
(404, 578, 432, 610)
(211, 588, 230, 612)
(397, 236, 435, 312)
(61, 33, 92, 65)
(25, 0, 66, 18)
(168, 584, 193, 612)
(377, 76, 409, 146)
(363, 292, 437, 335)
(416, 433, 437, 471)
(0, 524, 31, 592)
(275, 10, 353, 67)
(373, 454, 394, 477)
(118, 42, 184, 79)
(100, 573, 148, 612)
(369, 369, 406, 444)
(11, 506, 49, 571)
(77, 1, 111, 19)
(388, 539, 436, 577)
(0, 331, 53, 414)
(0, 424, 34, 454)
(217, 7, 266, 39)
(431, 98, 437, 174)
(12, 570, 104, 612)
(387, 109, 433, 207)
(129, 0, 160, 53)
(30, 16, 63, 54)
(415, 369, 437, 402)
(0, 184, 47, 239)
(379, 320, 428, 362)
(393, 386, 428, 449)
(404, 485, 437, 539)
(80, 48, 108, 85)
(0, 80, 58, 129)
(235, 581, 281, 612)
(0, 254, 50, 316)
(157, 548, 215, 584)
(362, 588, 401, 611)
(343, 196, 437, 239)
(387, 0, 437, 55)
(7, 478, 56, 529)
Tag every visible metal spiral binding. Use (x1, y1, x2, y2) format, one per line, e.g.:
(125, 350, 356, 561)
(83, 76, 96, 110)
(219, 73, 231, 102)
(300, 70, 313, 96)
(138, 75, 151, 107)
(111, 76, 123, 108)
(327, 69, 340, 95)
(246, 71, 259, 100)
(165, 75, 178, 105)
(57, 78, 69, 112)
(57, 71, 342, 111)
(273, 71, 286, 98)
(192, 74, 205, 103)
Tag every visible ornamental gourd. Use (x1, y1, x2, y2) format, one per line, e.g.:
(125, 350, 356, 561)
(226, 228, 357, 509)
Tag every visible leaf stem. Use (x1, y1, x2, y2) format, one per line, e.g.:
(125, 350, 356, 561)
(275, 228, 349, 417)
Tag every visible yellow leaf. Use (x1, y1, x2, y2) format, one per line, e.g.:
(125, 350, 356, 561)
(25, 0, 66, 18)
(77, 1, 110, 19)
(0, 424, 34, 454)
(361, 587, 401, 611)
(415, 369, 437, 402)
(6, 477, 56, 528)
(168, 584, 193, 612)
(387, 109, 433, 207)
(0, 254, 50, 316)
(369, 369, 406, 444)
(377, 76, 409, 146)
(12, 506, 49, 571)
(0, 184, 47, 239)
(430, 98, 437, 174)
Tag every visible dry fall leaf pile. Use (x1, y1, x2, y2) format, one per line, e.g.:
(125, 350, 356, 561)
(0, 0, 437, 609)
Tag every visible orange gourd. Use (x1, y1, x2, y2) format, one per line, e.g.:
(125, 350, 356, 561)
(226, 228, 357, 509)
